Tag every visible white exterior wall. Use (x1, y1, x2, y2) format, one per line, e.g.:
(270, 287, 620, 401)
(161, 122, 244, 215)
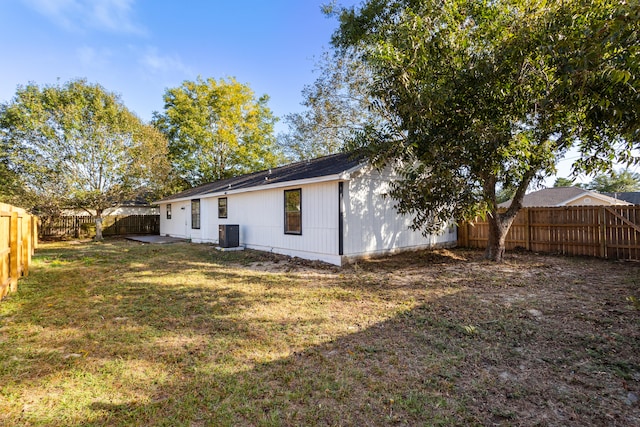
(160, 182, 341, 265)
(160, 200, 191, 238)
(342, 168, 457, 260)
(159, 167, 458, 266)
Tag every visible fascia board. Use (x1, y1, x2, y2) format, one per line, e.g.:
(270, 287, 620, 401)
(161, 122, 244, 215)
(557, 190, 630, 207)
(155, 171, 361, 204)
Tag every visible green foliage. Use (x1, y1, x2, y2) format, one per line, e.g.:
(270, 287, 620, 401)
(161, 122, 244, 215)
(585, 169, 640, 193)
(553, 177, 576, 188)
(0, 79, 171, 235)
(548, 1, 640, 172)
(496, 186, 516, 205)
(154, 77, 282, 188)
(332, 0, 639, 260)
(280, 49, 383, 160)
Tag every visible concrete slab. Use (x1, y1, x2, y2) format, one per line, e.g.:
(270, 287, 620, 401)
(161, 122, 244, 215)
(215, 246, 245, 252)
(125, 235, 189, 244)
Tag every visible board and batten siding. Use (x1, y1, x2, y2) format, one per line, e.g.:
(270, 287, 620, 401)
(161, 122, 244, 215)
(159, 166, 458, 266)
(161, 182, 341, 265)
(160, 200, 190, 238)
(342, 168, 457, 260)
(228, 182, 339, 264)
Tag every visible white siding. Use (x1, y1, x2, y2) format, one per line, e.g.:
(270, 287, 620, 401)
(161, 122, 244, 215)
(161, 182, 341, 265)
(159, 167, 457, 266)
(159, 200, 190, 238)
(343, 168, 457, 260)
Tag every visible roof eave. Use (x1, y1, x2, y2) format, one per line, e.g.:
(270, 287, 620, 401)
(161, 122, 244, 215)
(155, 170, 362, 204)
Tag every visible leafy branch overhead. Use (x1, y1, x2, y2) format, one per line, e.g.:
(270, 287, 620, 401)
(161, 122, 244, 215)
(332, 0, 639, 261)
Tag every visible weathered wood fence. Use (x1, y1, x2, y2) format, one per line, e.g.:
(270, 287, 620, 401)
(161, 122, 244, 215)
(458, 206, 640, 260)
(40, 215, 160, 238)
(1, 203, 37, 301)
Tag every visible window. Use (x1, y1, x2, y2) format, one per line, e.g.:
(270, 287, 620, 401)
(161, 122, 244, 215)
(166, 203, 172, 219)
(284, 189, 301, 235)
(191, 199, 200, 229)
(218, 197, 228, 218)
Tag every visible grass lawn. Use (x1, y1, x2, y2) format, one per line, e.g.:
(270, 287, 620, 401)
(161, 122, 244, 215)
(1, 239, 639, 426)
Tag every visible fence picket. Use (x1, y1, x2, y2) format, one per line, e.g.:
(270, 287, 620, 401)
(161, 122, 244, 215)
(1, 203, 37, 301)
(39, 215, 160, 238)
(459, 206, 640, 261)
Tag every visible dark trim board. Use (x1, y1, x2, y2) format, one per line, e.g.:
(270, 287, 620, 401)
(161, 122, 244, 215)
(338, 182, 344, 256)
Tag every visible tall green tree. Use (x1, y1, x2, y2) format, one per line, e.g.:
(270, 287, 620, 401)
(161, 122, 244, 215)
(280, 49, 384, 160)
(0, 79, 171, 239)
(332, 0, 639, 261)
(585, 169, 640, 193)
(553, 177, 576, 188)
(551, 1, 640, 171)
(154, 77, 282, 188)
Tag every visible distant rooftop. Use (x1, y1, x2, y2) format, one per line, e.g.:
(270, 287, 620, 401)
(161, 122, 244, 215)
(603, 192, 640, 205)
(499, 187, 632, 208)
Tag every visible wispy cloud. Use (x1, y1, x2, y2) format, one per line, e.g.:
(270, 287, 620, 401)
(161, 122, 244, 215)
(23, 0, 146, 35)
(76, 45, 111, 68)
(139, 47, 193, 76)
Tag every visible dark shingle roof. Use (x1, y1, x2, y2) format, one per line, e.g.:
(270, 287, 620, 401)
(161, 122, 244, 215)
(157, 152, 364, 203)
(499, 186, 632, 208)
(603, 192, 640, 205)
(502, 187, 589, 207)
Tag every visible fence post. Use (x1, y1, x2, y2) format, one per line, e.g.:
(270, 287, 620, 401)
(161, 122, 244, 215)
(599, 206, 607, 259)
(525, 208, 531, 251)
(22, 213, 30, 277)
(9, 212, 19, 293)
(32, 216, 38, 252)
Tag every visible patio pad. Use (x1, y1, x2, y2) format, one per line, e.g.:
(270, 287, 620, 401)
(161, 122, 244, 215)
(125, 235, 189, 244)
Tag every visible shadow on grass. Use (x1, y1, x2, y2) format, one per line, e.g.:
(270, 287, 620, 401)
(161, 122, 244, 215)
(80, 283, 640, 426)
(2, 240, 639, 426)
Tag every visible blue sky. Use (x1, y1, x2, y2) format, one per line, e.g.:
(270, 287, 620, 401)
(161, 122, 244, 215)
(0, 0, 636, 185)
(0, 0, 357, 130)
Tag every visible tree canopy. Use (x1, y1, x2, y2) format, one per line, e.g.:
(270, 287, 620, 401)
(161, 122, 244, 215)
(553, 177, 576, 188)
(585, 169, 640, 193)
(332, 0, 640, 261)
(154, 77, 282, 188)
(0, 79, 170, 239)
(280, 49, 383, 160)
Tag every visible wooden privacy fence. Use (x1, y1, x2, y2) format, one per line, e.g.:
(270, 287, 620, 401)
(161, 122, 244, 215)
(40, 215, 160, 238)
(1, 203, 38, 301)
(458, 206, 640, 260)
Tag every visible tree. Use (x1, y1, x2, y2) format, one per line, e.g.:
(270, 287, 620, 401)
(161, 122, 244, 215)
(585, 169, 640, 193)
(553, 177, 576, 188)
(550, 2, 640, 172)
(280, 49, 384, 160)
(153, 77, 282, 188)
(0, 79, 170, 239)
(332, 0, 639, 261)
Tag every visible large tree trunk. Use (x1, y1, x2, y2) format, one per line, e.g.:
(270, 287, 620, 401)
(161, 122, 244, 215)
(485, 212, 516, 262)
(94, 209, 104, 241)
(481, 167, 536, 262)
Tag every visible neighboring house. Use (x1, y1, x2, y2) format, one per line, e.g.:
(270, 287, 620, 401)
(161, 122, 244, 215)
(62, 196, 159, 216)
(156, 153, 457, 266)
(603, 192, 640, 206)
(499, 186, 633, 208)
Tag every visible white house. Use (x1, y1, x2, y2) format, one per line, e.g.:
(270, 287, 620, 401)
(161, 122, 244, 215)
(156, 153, 457, 266)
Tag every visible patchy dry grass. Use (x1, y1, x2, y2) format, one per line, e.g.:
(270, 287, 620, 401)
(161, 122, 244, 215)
(1, 239, 639, 426)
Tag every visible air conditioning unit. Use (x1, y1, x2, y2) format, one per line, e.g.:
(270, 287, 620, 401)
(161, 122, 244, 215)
(219, 224, 239, 248)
